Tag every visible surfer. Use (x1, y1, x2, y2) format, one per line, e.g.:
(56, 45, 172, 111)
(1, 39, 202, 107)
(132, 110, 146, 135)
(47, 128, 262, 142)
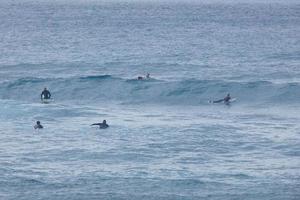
(213, 93, 231, 103)
(137, 73, 150, 80)
(34, 121, 43, 129)
(41, 87, 51, 100)
(223, 93, 231, 103)
(91, 120, 109, 129)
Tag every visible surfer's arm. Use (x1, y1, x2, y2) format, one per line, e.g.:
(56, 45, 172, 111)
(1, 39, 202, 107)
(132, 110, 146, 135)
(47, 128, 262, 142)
(213, 99, 224, 103)
(91, 123, 101, 126)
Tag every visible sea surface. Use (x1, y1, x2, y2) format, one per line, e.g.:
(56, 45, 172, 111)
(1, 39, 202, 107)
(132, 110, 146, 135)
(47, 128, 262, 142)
(0, 0, 300, 199)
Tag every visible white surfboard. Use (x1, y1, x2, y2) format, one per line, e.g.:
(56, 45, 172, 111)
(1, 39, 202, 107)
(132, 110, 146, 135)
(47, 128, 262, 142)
(41, 99, 53, 104)
(228, 98, 237, 103)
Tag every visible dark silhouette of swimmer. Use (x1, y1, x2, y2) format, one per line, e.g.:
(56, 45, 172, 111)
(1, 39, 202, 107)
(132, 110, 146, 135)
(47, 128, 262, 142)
(34, 121, 43, 129)
(213, 93, 231, 103)
(91, 120, 109, 129)
(138, 73, 150, 80)
(41, 87, 51, 100)
(223, 93, 231, 103)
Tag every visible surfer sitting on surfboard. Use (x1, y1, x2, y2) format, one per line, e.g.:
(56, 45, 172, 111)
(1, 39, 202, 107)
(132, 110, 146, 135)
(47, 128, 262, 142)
(41, 87, 51, 100)
(213, 93, 231, 103)
(91, 120, 109, 129)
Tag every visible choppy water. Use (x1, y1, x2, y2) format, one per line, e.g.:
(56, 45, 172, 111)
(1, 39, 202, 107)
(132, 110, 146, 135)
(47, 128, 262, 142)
(0, 0, 300, 199)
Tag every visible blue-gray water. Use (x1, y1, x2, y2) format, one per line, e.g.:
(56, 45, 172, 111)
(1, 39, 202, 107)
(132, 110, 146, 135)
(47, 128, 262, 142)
(0, 0, 300, 199)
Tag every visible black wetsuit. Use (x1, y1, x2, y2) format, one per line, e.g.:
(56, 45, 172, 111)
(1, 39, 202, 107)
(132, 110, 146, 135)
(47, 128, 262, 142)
(223, 96, 231, 103)
(41, 90, 51, 99)
(92, 123, 109, 129)
(213, 96, 231, 103)
(34, 124, 43, 129)
(213, 99, 224, 103)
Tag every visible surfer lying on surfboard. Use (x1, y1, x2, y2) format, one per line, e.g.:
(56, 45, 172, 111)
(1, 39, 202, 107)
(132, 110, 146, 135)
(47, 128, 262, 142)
(91, 120, 109, 129)
(211, 93, 233, 104)
(137, 73, 150, 80)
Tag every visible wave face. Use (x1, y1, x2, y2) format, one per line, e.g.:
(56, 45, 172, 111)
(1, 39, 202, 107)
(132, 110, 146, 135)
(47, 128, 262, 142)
(0, 75, 299, 105)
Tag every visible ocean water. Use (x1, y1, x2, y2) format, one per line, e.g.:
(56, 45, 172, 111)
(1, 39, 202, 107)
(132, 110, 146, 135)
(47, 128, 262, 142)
(0, 0, 300, 199)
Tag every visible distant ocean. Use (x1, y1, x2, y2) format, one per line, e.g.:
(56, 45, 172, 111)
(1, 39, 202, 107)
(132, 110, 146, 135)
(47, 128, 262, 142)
(0, 0, 299, 199)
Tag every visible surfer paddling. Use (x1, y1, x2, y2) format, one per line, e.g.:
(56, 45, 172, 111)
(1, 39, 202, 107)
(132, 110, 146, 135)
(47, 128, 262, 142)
(137, 73, 151, 80)
(211, 93, 232, 103)
(91, 120, 109, 129)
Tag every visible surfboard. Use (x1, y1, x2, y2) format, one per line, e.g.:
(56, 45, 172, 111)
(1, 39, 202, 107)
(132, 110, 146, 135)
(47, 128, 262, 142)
(224, 98, 237, 105)
(41, 99, 53, 104)
(228, 98, 237, 103)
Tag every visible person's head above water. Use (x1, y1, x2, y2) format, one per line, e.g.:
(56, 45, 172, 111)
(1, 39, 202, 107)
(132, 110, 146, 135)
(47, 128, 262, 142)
(34, 121, 43, 129)
(103, 120, 107, 124)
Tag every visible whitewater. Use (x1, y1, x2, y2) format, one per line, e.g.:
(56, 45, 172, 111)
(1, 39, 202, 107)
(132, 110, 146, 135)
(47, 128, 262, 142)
(0, 0, 299, 199)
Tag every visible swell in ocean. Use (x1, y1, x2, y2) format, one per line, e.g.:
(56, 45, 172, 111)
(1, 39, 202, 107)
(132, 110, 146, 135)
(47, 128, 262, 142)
(0, 75, 299, 106)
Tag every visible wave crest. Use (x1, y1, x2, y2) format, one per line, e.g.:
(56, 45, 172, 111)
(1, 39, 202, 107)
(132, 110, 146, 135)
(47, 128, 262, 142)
(0, 75, 299, 105)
